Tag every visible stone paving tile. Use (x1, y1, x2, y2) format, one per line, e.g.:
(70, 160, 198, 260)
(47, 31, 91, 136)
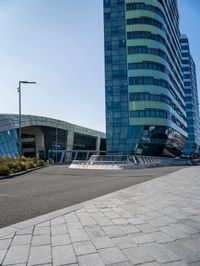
(0, 250, 7, 264)
(111, 207, 125, 214)
(51, 216, 65, 225)
(73, 240, 96, 255)
(139, 262, 160, 266)
(3, 245, 30, 265)
(104, 212, 121, 219)
(179, 207, 199, 216)
(119, 224, 140, 234)
(85, 225, 105, 238)
(11, 235, 32, 246)
(37, 221, 50, 227)
(33, 226, 50, 235)
(107, 262, 133, 266)
(111, 218, 129, 225)
(131, 232, 154, 244)
(141, 242, 181, 263)
(102, 225, 125, 238)
(189, 263, 200, 266)
(127, 217, 146, 225)
(51, 234, 71, 246)
(28, 245, 51, 265)
(64, 264, 78, 266)
(31, 234, 50, 246)
(66, 221, 83, 230)
(158, 225, 188, 240)
(98, 247, 128, 264)
(6, 264, 27, 266)
(0, 233, 15, 240)
(147, 231, 175, 244)
(175, 237, 200, 253)
(111, 235, 137, 249)
(90, 212, 105, 218)
(161, 261, 188, 266)
(77, 253, 104, 266)
(79, 216, 97, 226)
(68, 228, 89, 242)
(0, 238, 12, 250)
(162, 212, 187, 221)
(51, 224, 68, 235)
(162, 241, 200, 263)
(136, 212, 163, 221)
(99, 207, 113, 213)
(148, 216, 178, 227)
(86, 207, 99, 213)
(170, 222, 200, 235)
(181, 218, 200, 230)
(192, 215, 200, 223)
(64, 212, 79, 222)
(122, 246, 155, 265)
(192, 233, 200, 239)
(94, 217, 113, 226)
(136, 223, 159, 233)
(76, 212, 90, 219)
(94, 203, 107, 208)
(120, 210, 140, 219)
(16, 227, 34, 235)
(52, 244, 77, 265)
(91, 236, 114, 249)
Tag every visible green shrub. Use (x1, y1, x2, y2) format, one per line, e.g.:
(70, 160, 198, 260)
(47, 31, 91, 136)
(0, 165, 10, 176)
(37, 160, 45, 167)
(25, 161, 35, 169)
(6, 161, 21, 173)
(0, 156, 45, 175)
(0, 156, 10, 165)
(18, 162, 28, 171)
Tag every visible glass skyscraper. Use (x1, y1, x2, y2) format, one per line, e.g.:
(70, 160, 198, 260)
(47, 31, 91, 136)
(181, 35, 200, 156)
(104, 0, 187, 156)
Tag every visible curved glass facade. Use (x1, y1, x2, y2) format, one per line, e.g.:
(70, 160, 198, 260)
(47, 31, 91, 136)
(104, 0, 187, 156)
(0, 114, 106, 161)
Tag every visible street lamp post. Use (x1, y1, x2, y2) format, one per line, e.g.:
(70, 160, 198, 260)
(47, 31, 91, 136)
(17, 81, 36, 159)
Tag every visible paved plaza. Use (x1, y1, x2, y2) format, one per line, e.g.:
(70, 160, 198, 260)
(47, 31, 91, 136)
(0, 166, 200, 265)
(0, 165, 184, 228)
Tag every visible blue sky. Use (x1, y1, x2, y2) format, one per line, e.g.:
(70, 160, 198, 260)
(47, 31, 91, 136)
(0, 0, 199, 132)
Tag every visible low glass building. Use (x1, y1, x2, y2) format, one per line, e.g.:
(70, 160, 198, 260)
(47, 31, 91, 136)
(0, 114, 106, 162)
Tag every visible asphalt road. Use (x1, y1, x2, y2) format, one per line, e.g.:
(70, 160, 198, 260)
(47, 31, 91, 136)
(0, 165, 187, 228)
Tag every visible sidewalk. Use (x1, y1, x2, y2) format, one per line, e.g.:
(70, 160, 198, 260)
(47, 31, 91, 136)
(0, 166, 200, 265)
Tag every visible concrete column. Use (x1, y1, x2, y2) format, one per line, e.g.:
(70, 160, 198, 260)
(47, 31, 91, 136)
(65, 128, 74, 163)
(96, 136, 101, 155)
(86, 152, 90, 161)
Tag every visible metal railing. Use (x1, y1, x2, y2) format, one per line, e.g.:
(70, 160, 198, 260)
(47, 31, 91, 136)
(69, 154, 191, 169)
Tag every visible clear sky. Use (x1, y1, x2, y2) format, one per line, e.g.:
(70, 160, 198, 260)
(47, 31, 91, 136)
(0, 0, 199, 132)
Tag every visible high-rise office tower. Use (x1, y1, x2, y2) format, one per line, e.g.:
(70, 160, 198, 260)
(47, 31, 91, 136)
(104, 0, 187, 156)
(181, 35, 200, 156)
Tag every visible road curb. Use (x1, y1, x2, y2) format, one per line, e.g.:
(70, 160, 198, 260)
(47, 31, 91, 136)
(0, 166, 48, 180)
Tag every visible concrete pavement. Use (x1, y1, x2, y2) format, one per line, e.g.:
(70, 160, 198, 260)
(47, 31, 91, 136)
(0, 166, 200, 265)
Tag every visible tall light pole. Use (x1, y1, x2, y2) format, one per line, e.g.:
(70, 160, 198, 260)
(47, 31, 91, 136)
(17, 81, 36, 159)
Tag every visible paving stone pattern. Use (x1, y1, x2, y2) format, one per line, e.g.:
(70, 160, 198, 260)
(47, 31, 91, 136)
(0, 166, 200, 265)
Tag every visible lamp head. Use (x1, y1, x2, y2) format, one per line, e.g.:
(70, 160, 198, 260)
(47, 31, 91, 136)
(19, 81, 36, 84)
